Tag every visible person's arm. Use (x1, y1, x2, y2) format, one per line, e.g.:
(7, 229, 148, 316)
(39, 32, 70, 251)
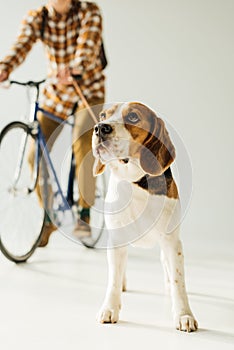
(0, 9, 40, 79)
(72, 3, 103, 74)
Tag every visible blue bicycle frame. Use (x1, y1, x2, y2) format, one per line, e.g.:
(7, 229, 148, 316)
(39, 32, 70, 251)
(26, 84, 76, 217)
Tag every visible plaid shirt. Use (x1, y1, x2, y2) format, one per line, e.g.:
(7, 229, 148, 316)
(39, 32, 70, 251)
(0, 0, 105, 119)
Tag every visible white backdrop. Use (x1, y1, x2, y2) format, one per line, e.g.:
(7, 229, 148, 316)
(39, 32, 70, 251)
(0, 0, 233, 258)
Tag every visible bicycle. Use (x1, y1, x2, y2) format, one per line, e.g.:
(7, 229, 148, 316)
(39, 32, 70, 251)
(0, 78, 106, 263)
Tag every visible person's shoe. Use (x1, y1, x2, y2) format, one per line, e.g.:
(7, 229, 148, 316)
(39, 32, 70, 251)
(73, 207, 91, 239)
(38, 222, 57, 247)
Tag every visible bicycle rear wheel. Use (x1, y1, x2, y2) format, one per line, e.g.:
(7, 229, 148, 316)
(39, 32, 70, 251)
(0, 122, 45, 263)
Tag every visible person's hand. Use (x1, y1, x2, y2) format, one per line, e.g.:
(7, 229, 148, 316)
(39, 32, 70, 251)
(0, 70, 8, 83)
(71, 68, 82, 77)
(70, 68, 82, 82)
(57, 67, 73, 85)
(57, 67, 82, 85)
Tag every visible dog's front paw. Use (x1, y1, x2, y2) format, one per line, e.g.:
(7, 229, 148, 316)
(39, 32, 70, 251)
(97, 304, 120, 324)
(175, 314, 198, 332)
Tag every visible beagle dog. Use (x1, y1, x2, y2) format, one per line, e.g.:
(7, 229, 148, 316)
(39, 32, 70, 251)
(92, 102, 198, 332)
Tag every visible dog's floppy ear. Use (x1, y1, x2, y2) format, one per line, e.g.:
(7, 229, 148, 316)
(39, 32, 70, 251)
(140, 114, 175, 176)
(93, 157, 106, 176)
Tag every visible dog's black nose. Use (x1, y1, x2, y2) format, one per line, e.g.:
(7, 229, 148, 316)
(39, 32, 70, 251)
(94, 123, 113, 136)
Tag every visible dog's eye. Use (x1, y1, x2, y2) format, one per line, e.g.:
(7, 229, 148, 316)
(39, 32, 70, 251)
(126, 112, 140, 124)
(99, 112, 106, 120)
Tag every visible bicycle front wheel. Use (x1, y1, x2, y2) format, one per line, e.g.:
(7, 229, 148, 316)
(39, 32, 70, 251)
(0, 122, 45, 263)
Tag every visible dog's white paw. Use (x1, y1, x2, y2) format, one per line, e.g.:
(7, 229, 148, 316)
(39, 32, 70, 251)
(175, 314, 198, 332)
(97, 305, 120, 324)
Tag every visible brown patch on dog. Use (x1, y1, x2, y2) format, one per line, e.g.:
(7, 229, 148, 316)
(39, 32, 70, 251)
(93, 158, 106, 176)
(134, 167, 179, 199)
(122, 102, 153, 157)
(140, 117, 175, 176)
(99, 104, 119, 121)
(122, 102, 175, 176)
(167, 178, 179, 199)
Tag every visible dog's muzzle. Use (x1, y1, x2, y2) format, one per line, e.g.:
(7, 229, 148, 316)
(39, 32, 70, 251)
(94, 123, 113, 140)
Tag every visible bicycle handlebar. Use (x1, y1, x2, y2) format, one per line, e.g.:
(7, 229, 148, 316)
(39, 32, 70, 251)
(0, 76, 98, 123)
(2, 75, 81, 89)
(0, 79, 46, 91)
(9, 79, 46, 87)
(0, 79, 47, 100)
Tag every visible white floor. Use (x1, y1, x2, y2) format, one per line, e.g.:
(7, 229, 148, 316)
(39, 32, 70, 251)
(1, 231, 234, 350)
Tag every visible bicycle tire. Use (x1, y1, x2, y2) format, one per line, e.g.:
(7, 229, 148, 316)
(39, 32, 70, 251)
(0, 121, 45, 263)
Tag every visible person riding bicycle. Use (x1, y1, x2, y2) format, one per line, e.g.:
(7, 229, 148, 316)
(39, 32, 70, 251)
(0, 0, 105, 246)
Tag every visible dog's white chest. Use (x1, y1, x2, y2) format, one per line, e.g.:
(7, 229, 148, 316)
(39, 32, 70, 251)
(104, 173, 180, 248)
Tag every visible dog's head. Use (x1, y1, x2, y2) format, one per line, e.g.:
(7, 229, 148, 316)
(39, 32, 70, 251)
(92, 102, 175, 177)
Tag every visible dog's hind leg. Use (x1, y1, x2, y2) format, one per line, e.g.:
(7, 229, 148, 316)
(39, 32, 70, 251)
(97, 246, 128, 324)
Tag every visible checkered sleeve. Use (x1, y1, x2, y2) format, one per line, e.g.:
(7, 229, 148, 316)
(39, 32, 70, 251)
(0, 10, 40, 75)
(73, 3, 103, 72)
